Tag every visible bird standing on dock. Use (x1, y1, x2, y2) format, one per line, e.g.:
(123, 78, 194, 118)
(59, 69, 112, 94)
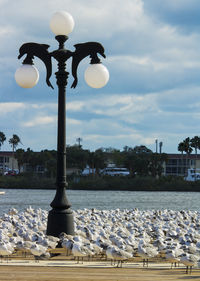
(71, 240, 88, 263)
(0, 241, 14, 262)
(30, 243, 49, 262)
(137, 242, 158, 267)
(165, 249, 182, 268)
(180, 253, 199, 274)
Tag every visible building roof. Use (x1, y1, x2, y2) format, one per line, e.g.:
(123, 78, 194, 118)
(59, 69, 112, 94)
(167, 153, 200, 160)
(0, 151, 14, 156)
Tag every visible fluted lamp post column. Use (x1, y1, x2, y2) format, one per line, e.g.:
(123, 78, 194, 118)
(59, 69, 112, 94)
(15, 11, 109, 237)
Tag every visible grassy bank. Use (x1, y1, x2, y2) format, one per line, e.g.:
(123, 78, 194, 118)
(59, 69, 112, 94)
(1, 174, 200, 191)
(0, 175, 56, 189)
(70, 176, 200, 191)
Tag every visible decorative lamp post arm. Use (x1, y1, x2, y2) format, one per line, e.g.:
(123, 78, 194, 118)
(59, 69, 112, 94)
(17, 40, 106, 90)
(18, 42, 54, 89)
(71, 42, 106, 88)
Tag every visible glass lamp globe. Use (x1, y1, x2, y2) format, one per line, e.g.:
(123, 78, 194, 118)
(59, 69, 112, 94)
(50, 11, 75, 36)
(84, 64, 109, 88)
(15, 64, 39, 88)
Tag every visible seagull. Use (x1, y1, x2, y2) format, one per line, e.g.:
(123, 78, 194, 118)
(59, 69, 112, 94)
(180, 253, 199, 274)
(106, 246, 132, 267)
(165, 249, 181, 268)
(106, 246, 115, 265)
(0, 242, 14, 262)
(112, 247, 132, 267)
(62, 239, 74, 256)
(30, 243, 48, 262)
(71, 241, 88, 263)
(137, 242, 158, 267)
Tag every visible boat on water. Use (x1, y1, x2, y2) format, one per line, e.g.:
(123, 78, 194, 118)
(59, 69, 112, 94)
(101, 167, 130, 176)
(185, 168, 200, 181)
(0, 192, 5, 195)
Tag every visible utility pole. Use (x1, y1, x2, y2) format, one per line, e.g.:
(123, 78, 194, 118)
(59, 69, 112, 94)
(155, 139, 158, 153)
(159, 142, 163, 154)
(76, 137, 82, 148)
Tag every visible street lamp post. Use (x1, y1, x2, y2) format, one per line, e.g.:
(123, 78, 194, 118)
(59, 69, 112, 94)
(15, 11, 109, 237)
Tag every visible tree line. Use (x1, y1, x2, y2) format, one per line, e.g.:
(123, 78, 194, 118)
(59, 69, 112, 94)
(12, 145, 168, 178)
(2, 131, 200, 179)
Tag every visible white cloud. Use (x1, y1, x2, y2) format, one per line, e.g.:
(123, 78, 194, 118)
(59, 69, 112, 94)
(0, 26, 15, 38)
(67, 101, 84, 111)
(22, 115, 56, 127)
(31, 103, 57, 110)
(0, 103, 26, 114)
(68, 118, 81, 125)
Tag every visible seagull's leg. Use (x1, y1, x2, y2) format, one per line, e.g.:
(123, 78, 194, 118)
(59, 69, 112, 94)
(190, 266, 192, 274)
(186, 266, 188, 274)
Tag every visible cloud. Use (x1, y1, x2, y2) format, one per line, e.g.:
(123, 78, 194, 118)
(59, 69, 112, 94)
(0, 103, 26, 114)
(67, 101, 84, 111)
(22, 116, 56, 127)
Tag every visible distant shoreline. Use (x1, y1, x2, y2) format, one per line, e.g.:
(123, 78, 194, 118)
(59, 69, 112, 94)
(1, 186, 200, 192)
(1, 175, 200, 192)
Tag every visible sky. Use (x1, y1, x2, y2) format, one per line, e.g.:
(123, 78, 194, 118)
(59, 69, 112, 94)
(1, 0, 200, 153)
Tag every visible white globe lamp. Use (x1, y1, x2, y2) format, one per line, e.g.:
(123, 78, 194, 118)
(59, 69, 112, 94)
(15, 64, 39, 88)
(84, 64, 109, 88)
(50, 11, 75, 36)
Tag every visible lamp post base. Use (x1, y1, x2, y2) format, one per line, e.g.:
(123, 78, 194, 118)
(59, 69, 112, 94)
(46, 208, 75, 237)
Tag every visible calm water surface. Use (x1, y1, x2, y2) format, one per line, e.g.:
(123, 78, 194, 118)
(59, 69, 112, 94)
(0, 189, 200, 216)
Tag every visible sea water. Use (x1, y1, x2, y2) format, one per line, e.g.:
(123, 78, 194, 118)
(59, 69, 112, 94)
(0, 189, 199, 216)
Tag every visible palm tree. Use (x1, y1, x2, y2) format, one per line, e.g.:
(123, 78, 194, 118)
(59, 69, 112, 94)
(178, 142, 185, 176)
(190, 136, 200, 180)
(9, 134, 22, 170)
(190, 136, 200, 154)
(0, 132, 6, 150)
(182, 137, 193, 176)
(9, 134, 21, 152)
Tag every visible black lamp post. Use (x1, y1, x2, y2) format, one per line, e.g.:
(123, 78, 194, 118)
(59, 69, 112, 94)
(15, 11, 109, 237)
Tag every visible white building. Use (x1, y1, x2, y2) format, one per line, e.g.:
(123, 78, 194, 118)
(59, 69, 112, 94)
(0, 151, 18, 174)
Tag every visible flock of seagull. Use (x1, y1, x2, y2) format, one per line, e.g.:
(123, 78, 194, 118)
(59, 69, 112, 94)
(0, 206, 200, 273)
